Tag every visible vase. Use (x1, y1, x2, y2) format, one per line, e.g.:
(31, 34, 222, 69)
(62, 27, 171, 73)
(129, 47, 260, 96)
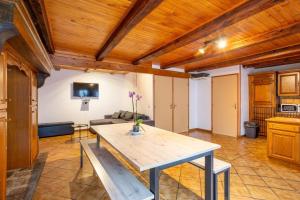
(132, 125, 140, 132)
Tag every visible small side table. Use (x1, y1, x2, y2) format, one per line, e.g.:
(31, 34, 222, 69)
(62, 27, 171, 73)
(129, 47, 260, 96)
(72, 124, 89, 140)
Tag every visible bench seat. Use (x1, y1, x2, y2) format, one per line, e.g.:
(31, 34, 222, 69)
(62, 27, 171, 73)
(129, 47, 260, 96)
(189, 157, 231, 174)
(190, 157, 231, 200)
(80, 139, 153, 200)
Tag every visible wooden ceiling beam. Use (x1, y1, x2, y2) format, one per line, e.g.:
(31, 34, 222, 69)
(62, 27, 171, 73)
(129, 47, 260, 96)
(244, 55, 300, 68)
(96, 0, 163, 61)
(133, 0, 284, 65)
(187, 44, 300, 72)
(52, 54, 190, 78)
(162, 21, 300, 68)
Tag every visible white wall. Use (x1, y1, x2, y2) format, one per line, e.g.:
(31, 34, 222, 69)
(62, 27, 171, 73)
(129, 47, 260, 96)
(38, 69, 153, 124)
(136, 73, 154, 119)
(189, 62, 300, 135)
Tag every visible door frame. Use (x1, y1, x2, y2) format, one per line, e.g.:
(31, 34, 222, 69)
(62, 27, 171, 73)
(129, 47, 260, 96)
(211, 73, 241, 137)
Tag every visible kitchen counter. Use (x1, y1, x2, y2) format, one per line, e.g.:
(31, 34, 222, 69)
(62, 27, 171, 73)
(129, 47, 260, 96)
(266, 117, 300, 125)
(266, 117, 300, 164)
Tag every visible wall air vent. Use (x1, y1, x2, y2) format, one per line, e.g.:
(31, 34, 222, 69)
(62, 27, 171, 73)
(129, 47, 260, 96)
(190, 73, 210, 79)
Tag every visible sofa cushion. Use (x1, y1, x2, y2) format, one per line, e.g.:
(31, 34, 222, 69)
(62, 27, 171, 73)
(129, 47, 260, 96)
(111, 119, 128, 124)
(90, 119, 112, 126)
(119, 110, 127, 119)
(124, 112, 134, 120)
(111, 112, 120, 119)
(39, 121, 74, 128)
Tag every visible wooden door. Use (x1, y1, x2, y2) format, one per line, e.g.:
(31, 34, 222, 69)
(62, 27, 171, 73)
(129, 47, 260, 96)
(7, 65, 31, 169)
(212, 74, 239, 137)
(249, 73, 276, 136)
(0, 114, 7, 200)
(173, 78, 189, 133)
(154, 76, 173, 131)
(278, 72, 300, 96)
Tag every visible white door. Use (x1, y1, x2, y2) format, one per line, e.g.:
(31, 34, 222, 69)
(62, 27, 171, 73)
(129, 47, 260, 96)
(154, 76, 173, 131)
(212, 74, 239, 137)
(173, 78, 189, 133)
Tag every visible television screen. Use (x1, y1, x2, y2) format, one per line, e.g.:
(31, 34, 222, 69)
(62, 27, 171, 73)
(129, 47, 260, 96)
(73, 82, 99, 97)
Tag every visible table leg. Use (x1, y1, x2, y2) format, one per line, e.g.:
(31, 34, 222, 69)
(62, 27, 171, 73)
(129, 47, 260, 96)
(150, 168, 160, 200)
(79, 127, 81, 139)
(96, 134, 100, 148)
(205, 152, 214, 200)
(80, 144, 83, 168)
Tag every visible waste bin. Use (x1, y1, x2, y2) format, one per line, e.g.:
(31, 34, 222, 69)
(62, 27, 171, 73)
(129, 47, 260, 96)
(244, 121, 259, 138)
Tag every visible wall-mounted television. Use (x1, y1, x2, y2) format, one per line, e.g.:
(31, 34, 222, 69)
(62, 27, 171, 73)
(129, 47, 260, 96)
(72, 82, 99, 98)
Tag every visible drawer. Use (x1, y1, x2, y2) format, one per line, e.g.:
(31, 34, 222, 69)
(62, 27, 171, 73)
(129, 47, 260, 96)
(269, 123, 300, 133)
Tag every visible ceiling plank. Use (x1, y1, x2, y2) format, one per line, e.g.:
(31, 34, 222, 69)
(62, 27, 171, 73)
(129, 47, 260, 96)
(162, 21, 300, 68)
(52, 54, 190, 78)
(23, 0, 54, 54)
(187, 44, 300, 72)
(96, 0, 163, 61)
(133, 0, 284, 65)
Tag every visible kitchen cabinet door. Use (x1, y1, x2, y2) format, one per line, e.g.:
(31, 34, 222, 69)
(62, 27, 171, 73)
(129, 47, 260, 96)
(278, 72, 300, 96)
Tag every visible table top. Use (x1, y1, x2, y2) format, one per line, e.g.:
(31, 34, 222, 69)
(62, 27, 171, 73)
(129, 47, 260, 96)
(91, 123, 220, 171)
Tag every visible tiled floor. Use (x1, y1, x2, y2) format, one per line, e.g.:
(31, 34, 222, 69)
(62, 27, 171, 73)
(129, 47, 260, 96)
(33, 130, 300, 200)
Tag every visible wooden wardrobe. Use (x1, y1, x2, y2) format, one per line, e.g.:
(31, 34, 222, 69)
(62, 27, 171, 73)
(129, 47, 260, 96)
(154, 76, 189, 133)
(0, 46, 39, 199)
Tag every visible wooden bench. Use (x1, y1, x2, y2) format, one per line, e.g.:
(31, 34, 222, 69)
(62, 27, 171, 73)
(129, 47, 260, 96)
(190, 158, 231, 200)
(80, 139, 154, 200)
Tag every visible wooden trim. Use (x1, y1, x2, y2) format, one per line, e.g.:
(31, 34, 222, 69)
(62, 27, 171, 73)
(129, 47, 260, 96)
(0, 0, 53, 73)
(23, 0, 55, 54)
(52, 53, 190, 78)
(211, 73, 240, 137)
(133, 0, 284, 64)
(162, 21, 300, 69)
(96, 0, 163, 60)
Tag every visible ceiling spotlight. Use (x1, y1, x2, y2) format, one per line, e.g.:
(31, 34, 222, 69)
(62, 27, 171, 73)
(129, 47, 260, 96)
(198, 47, 205, 54)
(217, 37, 227, 49)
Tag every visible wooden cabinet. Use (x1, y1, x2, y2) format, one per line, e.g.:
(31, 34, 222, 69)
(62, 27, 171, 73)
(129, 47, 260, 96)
(249, 72, 276, 136)
(0, 52, 7, 200)
(154, 76, 189, 133)
(6, 49, 39, 170)
(278, 72, 300, 96)
(266, 118, 300, 164)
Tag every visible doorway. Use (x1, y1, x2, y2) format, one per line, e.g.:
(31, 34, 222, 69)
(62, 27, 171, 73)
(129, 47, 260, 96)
(212, 74, 240, 137)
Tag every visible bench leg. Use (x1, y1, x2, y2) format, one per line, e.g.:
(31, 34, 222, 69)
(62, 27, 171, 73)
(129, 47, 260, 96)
(213, 174, 218, 200)
(150, 168, 160, 200)
(224, 169, 230, 200)
(80, 144, 83, 168)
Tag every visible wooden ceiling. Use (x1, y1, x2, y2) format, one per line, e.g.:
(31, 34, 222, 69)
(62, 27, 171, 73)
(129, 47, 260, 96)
(26, 0, 300, 74)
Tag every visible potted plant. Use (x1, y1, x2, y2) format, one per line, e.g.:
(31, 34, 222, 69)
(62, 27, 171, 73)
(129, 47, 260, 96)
(129, 91, 143, 134)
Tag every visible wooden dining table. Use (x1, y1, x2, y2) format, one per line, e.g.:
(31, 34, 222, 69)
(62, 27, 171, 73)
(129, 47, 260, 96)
(91, 123, 220, 200)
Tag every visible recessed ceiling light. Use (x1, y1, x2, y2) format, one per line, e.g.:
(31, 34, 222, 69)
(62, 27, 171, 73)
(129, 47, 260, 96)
(198, 48, 205, 54)
(217, 37, 227, 49)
